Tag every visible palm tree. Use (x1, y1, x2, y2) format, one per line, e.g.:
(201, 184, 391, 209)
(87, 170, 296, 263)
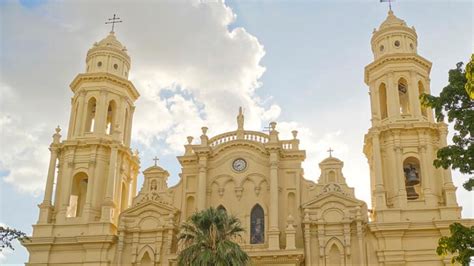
(177, 207, 250, 266)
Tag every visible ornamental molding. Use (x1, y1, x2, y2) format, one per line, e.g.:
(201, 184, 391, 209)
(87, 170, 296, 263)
(70, 73, 140, 100)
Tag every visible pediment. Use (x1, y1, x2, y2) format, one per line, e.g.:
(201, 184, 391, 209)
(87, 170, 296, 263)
(302, 191, 365, 210)
(121, 200, 178, 218)
(211, 140, 269, 157)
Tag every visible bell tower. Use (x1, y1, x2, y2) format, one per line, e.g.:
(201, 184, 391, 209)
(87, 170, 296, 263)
(28, 29, 140, 265)
(363, 11, 461, 222)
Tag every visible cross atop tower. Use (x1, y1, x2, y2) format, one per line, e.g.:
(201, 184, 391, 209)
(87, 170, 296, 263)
(327, 147, 334, 158)
(153, 156, 159, 166)
(380, 0, 395, 11)
(105, 14, 123, 33)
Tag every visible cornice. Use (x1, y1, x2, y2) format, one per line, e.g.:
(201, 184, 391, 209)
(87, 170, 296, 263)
(70, 72, 140, 100)
(364, 54, 432, 84)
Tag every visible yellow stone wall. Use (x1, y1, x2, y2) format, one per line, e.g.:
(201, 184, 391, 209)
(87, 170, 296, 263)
(23, 11, 473, 266)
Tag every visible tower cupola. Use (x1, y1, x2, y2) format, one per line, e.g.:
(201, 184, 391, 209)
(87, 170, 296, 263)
(371, 11, 418, 60)
(86, 31, 131, 79)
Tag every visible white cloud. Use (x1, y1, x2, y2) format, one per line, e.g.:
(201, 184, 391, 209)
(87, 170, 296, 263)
(0, 0, 273, 194)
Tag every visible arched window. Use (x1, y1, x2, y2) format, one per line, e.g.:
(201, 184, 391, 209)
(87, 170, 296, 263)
(403, 157, 421, 200)
(418, 81, 427, 117)
(106, 100, 116, 135)
(379, 83, 388, 119)
(67, 172, 88, 217)
(217, 205, 227, 213)
(85, 97, 97, 132)
(250, 204, 265, 244)
(398, 78, 410, 115)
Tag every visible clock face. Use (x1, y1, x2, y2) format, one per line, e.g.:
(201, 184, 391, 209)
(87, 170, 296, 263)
(232, 158, 247, 172)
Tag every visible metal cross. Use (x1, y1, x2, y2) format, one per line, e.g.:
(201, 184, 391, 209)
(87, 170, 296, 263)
(327, 148, 334, 157)
(105, 14, 123, 33)
(153, 156, 159, 166)
(380, 0, 395, 11)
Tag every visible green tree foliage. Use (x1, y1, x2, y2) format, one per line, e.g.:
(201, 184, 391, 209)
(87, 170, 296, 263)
(0, 226, 27, 251)
(177, 207, 250, 266)
(436, 223, 474, 265)
(420, 61, 474, 190)
(422, 59, 474, 265)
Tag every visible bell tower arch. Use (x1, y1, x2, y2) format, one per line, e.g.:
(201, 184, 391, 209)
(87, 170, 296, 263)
(363, 11, 461, 222)
(31, 30, 141, 266)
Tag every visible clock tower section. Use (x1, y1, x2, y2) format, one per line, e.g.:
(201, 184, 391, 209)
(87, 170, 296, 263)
(363, 11, 461, 222)
(27, 31, 140, 265)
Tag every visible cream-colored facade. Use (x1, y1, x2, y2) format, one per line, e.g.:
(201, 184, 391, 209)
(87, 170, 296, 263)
(23, 11, 472, 266)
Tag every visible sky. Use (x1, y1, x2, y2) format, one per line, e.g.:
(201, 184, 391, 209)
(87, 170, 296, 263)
(0, 0, 472, 264)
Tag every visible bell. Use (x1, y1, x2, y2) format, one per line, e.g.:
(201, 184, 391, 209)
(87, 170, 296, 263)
(406, 185, 419, 200)
(404, 166, 420, 186)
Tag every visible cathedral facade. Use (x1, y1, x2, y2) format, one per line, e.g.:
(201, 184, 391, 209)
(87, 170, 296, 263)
(23, 11, 471, 266)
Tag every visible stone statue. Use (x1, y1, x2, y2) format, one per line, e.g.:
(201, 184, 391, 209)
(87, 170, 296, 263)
(237, 106, 244, 130)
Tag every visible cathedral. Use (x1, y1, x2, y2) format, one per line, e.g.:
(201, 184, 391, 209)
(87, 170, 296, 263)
(22, 11, 472, 266)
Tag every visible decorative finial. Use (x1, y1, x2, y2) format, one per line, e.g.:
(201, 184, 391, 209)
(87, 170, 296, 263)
(152, 156, 159, 166)
(327, 147, 334, 157)
(105, 14, 123, 33)
(237, 106, 244, 130)
(52, 125, 62, 144)
(291, 130, 298, 139)
(270, 121, 277, 131)
(201, 127, 208, 136)
(187, 136, 194, 145)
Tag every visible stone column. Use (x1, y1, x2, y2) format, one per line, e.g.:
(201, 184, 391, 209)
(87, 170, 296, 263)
(95, 91, 108, 135)
(38, 146, 59, 223)
(303, 211, 311, 266)
(393, 131, 407, 208)
(344, 222, 352, 265)
(409, 71, 422, 117)
(57, 158, 74, 222)
(437, 125, 458, 206)
(43, 149, 59, 205)
(317, 224, 325, 266)
(426, 78, 435, 122)
(371, 131, 387, 210)
(418, 131, 437, 206)
(369, 81, 380, 125)
(197, 156, 207, 211)
(101, 145, 118, 222)
(268, 150, 280, 250)
(387, 73, 400, 118)
(67, 98, 76, 139)
(356, 208, 365, 265)
(74, 92, 86, 137)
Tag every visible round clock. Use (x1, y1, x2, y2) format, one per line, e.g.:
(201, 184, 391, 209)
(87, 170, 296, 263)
(232, 158, 247, 172)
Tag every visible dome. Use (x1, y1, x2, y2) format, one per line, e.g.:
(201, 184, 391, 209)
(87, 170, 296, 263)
(371, 11, 418, 60)
(85, 31, 131, 79)
(379, 10, 407, 30)
(94, 31, 127, 52)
